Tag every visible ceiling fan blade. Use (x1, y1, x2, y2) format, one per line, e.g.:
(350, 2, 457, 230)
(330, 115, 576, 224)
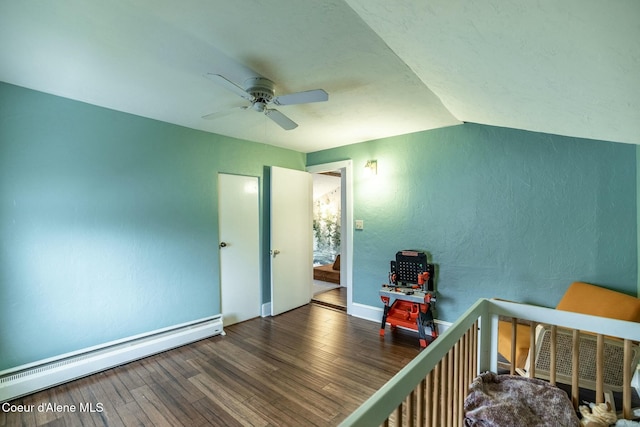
(272, 89, 328, 106)
(202, 105, 248, 120)
(264, 109, 298, 130)
(205, 73, 254, 101)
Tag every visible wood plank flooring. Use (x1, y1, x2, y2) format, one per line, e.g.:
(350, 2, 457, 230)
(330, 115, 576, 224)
(1, 304, 421, 427)
(311, 287, 347, 311)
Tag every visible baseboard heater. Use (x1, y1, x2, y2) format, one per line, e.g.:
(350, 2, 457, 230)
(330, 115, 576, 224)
(0, 314, 224, 402)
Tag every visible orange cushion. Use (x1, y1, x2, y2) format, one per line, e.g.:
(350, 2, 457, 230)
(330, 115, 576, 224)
(556, 282, 640, 322)
(497, 321, 532, 369)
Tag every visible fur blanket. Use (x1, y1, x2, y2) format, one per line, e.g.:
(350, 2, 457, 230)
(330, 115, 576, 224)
(464, 372, 580, 427)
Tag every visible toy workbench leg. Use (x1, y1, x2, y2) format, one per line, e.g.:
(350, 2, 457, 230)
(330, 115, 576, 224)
(379, 296, 390, 336)
(418, 302, 438, 348)
(417, 310, 428, 348)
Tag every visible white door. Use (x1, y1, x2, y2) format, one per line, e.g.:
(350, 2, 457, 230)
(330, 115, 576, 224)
(270, 166, 313, 316)
(218, 173, 261, 326)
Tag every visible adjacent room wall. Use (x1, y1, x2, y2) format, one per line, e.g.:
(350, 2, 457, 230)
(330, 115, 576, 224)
(0, 82, 305, 371)
(307, 124, 637, 321)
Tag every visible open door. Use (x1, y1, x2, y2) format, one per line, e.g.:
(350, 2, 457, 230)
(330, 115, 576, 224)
(270, 166, 313, 316)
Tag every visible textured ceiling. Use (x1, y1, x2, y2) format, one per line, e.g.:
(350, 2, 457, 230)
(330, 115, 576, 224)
(1, 1, 638, 153)
(346, 0, 640, 146)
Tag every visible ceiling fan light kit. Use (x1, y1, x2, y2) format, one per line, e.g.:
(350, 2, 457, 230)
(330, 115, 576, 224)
(204, 72, 328, 131)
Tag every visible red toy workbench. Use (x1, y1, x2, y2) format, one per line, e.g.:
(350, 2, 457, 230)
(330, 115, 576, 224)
(379, 287, 438, 348)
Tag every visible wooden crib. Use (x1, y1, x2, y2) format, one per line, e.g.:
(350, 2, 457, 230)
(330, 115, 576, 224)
(339, 298, 640, 427)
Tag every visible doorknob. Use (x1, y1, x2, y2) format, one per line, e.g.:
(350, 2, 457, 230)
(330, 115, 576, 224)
(270, 249, 280, 257)
(219, 242, 228, 248)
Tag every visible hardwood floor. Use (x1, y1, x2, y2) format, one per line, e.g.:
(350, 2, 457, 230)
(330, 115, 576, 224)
(311, 287, 347, 311)
(1, 304, 421, 427)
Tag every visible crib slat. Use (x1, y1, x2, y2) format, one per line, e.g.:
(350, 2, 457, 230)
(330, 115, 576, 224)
(510, 318, 517, 375)
(466, 329, 472, 386)
(465, 329, 470, 385)
(571, 329, 580, 408)
(473, 320, 479, 377)
(459, 335, 466, 427)
(407, 390, 416, 427)
(464, 328, 473, 427)
(467, 330, 473, 395)
(447, 348, 454, 427)
(432, 362, 440, 426)
(623, 339, 632, 419)
(529, 321, 537, 378)
(393, 404, 402, 427)
(425, 368, 433, 426)
(416, 377, 425, 427)
(453, 340, 461, 427)
(440, 358, 447, 427)
(469, 323, 475, 378)
(414, 379, 424, 426)
(596, 334, 604, 404)
(549, 325, 557, 386)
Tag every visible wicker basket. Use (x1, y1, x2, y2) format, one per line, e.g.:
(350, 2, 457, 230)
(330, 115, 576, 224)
(520, 325, 640, 393)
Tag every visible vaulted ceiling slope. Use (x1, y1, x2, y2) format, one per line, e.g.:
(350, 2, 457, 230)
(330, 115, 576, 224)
(1, 1, 638, 153)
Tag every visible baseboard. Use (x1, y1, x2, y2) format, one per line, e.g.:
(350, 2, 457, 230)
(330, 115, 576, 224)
(0, 314, 224, 402)
(436, 319, 452, 334)
(261, 302, 272, 317)
(350, 302, 384, 322)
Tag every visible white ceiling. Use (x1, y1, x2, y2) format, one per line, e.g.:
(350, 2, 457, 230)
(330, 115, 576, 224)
(313, 173, 341, 201)
(1, 1, 638, 153)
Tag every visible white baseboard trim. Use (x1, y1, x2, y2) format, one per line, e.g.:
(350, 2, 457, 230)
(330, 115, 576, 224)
(350, 302, 384, 322)
(0, 315, 224, 403)
(261, 302, 272, 317)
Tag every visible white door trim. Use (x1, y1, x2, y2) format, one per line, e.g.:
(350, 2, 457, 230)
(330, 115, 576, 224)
(307, 160, 353, 315)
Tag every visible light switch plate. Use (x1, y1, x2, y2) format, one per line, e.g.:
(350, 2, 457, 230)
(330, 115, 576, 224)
(355, 219, 364, 230)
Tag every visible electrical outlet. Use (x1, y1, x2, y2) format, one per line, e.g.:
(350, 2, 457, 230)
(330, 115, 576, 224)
(355, 219, 364, 230)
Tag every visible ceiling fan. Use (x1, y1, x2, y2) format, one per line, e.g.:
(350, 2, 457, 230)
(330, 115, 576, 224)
(203, 73, 328, 130)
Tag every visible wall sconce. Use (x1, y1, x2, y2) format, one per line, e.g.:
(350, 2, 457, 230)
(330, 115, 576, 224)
(364, 160, 378, 176)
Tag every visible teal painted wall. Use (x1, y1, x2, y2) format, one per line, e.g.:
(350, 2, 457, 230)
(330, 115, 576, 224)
(638, 145, 640, 297)
(0, 82, 304, 370)
(308, 124, 637, 321)
(2, 81, 636, 371)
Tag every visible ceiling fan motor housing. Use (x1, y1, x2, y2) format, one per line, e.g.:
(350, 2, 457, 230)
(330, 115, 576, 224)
(243, 77, 275, 104)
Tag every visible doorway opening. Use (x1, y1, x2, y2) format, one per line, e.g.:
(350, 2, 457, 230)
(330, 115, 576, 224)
(311, 171, 344, 310)
(307, 160, 353, 314)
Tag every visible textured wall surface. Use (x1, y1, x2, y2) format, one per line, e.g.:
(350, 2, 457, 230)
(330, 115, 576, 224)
(308, 124, 637, 321)
(0, 82, 304, 370)
(1, 81, 636, 371)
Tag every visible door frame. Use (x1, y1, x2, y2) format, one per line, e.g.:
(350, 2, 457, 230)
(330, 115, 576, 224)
(307, 160, 353, 314)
